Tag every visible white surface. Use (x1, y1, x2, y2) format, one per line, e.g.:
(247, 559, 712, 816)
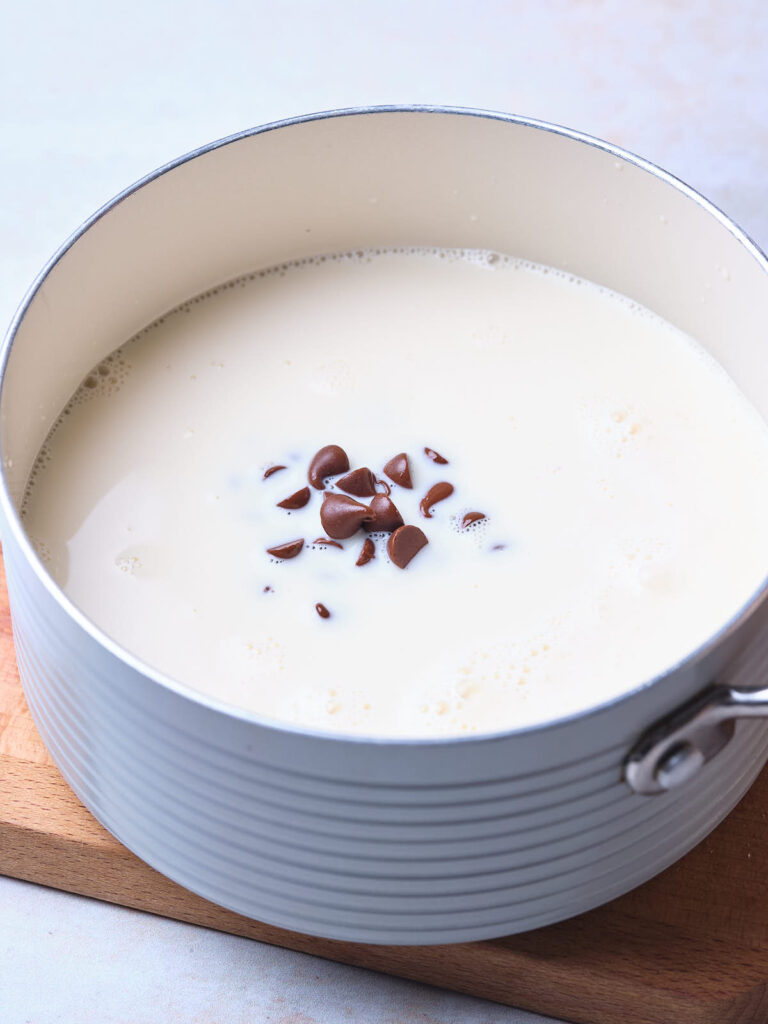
(0, 877, 546, 1024)
(1, 1, 767, 1022)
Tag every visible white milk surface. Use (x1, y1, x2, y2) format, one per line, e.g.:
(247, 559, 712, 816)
(22, 249, 768, 737)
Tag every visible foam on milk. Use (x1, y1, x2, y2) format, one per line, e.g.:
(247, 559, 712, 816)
(21, 248, 768, 737)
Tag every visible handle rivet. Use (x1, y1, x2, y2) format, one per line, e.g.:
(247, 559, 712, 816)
(654, 742, 706, 790)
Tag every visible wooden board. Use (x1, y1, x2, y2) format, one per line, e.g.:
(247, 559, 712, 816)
(2, 552, 768, 1024)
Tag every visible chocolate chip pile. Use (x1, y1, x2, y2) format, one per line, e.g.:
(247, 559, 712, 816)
(264, 444, 487, 620)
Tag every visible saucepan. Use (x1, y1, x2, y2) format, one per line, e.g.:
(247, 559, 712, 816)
(3, 106, 768, 944)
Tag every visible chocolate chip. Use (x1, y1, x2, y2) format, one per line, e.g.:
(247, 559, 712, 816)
(461, 511, 486, 528)
(263, 464, 287, 479)
(364, 494, 404, 533)
(315, 602, 331, 619)
(266, 539, 304, 559)
(336, 466, 377, 497)
(308, 445, 350, 490)
(419, 481, 454, 518)
(424, 447, 448, 464)
(356, 537, 376, 566)
(387, 525, 428, 569)
(383, 452, 413, 488)
(277, 486, 311, 509)
(313, 536, 344, 550)
(320, 493, 372, 539)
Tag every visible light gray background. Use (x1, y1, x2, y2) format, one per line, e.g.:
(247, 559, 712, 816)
(2, 2, 767, 1022)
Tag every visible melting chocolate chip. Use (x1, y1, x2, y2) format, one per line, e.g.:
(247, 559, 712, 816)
(424, 447, 448, 464)
(277, 486, 311, 509)
(308, 445, 350, 489)
(313, 536, 344, 550)
(266, 539, 304, 559)
(461, 511, 486, 529)
(336, 466, 377, 497)
(263, 464, 287, 479)
(383, 452, 413, 488)
(320, 493, 372, 539)
(315, 602, 331, 619)
(364, 494, 404, 533)
(388, 525, 428, 569)
(356, 537, 376, 566)
(419, 481, 454, 518)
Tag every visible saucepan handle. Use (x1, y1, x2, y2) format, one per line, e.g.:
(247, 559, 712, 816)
(624, 684, 768, 794)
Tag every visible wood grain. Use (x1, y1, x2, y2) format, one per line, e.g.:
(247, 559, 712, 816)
(1, 549, 767, 1023)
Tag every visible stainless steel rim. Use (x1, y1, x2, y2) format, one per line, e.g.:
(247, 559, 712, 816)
(3, 103, 768, 747)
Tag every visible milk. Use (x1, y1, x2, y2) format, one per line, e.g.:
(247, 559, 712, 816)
(21, 249, 768, 737)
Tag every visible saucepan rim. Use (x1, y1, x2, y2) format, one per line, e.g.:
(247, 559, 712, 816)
(2, 103, 767, 747)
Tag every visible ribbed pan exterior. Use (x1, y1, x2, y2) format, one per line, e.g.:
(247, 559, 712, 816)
(7, 536, 768, 944)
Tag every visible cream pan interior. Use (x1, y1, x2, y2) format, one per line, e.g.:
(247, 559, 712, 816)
(4, 109, 768, 501)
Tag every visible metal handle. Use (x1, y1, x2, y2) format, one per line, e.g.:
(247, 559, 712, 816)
(624, 684, 768, 794)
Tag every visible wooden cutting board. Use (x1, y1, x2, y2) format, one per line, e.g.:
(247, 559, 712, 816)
(2, 554, 768, 1024)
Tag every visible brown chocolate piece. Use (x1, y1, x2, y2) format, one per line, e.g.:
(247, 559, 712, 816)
(320, 493, 372, 539)
(308, 445, 349, 489)
(420, 481, 454, 518)
(336, 466, 377, 497)
(263, 464, 287, 479)
(313, 537, 344, 550)
(277, 486, 310, 509)
(387, 525, 428, 569)
(376, 477, 391, 496)
(383, 452, 413, 488)
(356, 537, 376, 566)
(461, 511, 486, 529)
(364, 494, 404, 533)
(315, 602, 331, 619)
(266, 538, 304, 559)
(424, 447, 448, 464)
